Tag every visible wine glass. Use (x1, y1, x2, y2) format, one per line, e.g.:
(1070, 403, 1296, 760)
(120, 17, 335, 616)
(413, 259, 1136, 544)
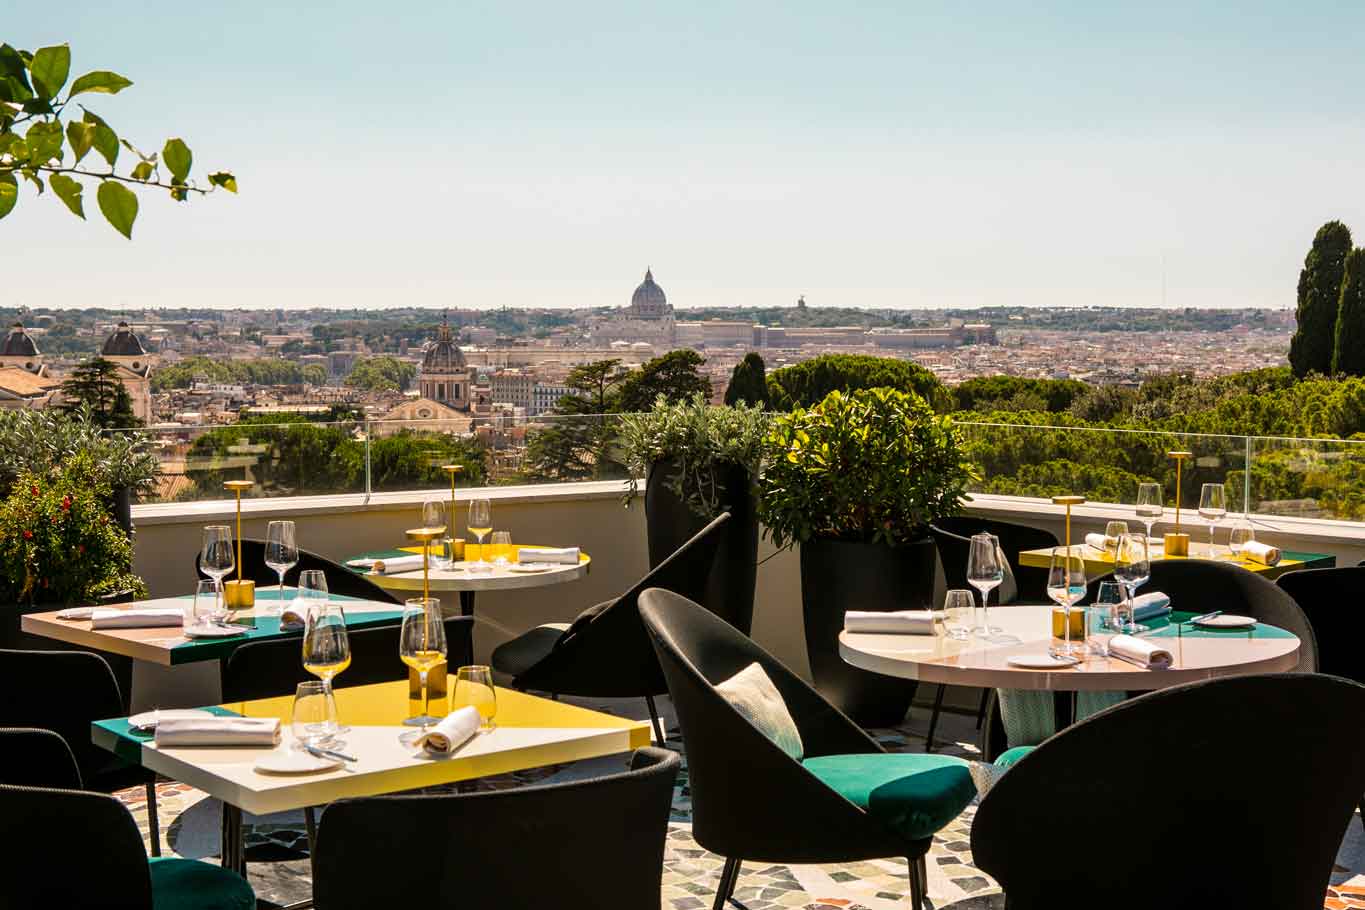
(1198, 483, 1227, 558)
(467, 499, 493, 575)
(1136, 482, 1163, 542)
(200, 525, 235, 625)
(943, 589, 974, 640)
(1229, 518, 1256, 561)
(1114, 533, 1151, 633)
(1046, 548, 1086, 660)
(966, 533, 1004, 637)
(421, 498, 448, 569)
(399, 598, 448, 744)
(1103, 520, 1129, 561)
(265, 520, 298, 608)
(453, 665, 498, 730)
(301, 594, 350, 741)
(298, 569, 329, 613)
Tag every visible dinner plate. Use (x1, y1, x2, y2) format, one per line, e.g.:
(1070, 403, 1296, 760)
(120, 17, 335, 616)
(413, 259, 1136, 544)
(507, 563, 556, 573)
(1006, 652, 1081, 669)
(254, 748, 343, 774)
(128, 708, 215, 732)
(1193, 614, 1257, 629)
(183, 623, 247, 639)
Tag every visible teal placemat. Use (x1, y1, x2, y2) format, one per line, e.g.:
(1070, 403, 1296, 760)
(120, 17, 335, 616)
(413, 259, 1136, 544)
(1144, 610, 1296, 639)
(93, 705, 240, 765)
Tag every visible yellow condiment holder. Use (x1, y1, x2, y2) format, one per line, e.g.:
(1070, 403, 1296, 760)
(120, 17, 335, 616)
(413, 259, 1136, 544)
(1164, 452, 1193, 557)
(222, 480, 255, 610)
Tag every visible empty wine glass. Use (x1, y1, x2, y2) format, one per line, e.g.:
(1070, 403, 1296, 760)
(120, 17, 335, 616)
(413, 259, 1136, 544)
(1046, 548, 1086, 660)
(265, 520, 298, 608)
(422, 498, 449, 569)
(1114, 533, 1151, 633)
(1136, 482, 1163, 542)
(467, 499, 492, 575)
(943, 589, 974, 640)
(1089, 580, 1124, 656)
(967, 533, 1004, 637)
(200, 525, 234, 625)
(1198, 483, 1227, 558)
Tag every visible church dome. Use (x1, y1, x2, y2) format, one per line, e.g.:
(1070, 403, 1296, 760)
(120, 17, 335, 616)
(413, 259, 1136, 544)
(629, 269, 670, 318)
(421, 316, 465, 372)
(102, 321, 147, 357)
(2, 323, 39, 357)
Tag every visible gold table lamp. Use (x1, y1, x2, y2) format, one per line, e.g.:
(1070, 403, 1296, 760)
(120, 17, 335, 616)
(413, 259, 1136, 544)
(1051, 495, 1086, 551)
(223, 480, 255, 609)
(1164, 451, 1193, 557)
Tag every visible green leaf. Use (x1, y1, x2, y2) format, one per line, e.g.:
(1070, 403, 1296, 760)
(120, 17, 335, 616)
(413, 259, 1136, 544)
(49, 173, 84, 219)
(96, 180, 137, 238)
(25, 120, 64, 165)
(0, 75, 33, 104)
(208, 171, 238, 193)
(162, 137, 191, 182)
(0, 45, 31, 93)
(120, 138, 153, 162)
(66, 120, 94, 163)
(83, 110, 119, 166)
(69, 70, 133, 97)
(20, 169, 44, 194)
(130, 161, 154, 181)
(29, 45, 70, 101)
(0, 172, 16, 220)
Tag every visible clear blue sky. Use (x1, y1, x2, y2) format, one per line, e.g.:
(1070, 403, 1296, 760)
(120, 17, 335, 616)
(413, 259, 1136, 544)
(8, 2, 1365, 311)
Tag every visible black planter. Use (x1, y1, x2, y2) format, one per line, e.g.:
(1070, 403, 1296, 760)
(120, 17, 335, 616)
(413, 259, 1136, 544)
(108, 486, 134, 538)
(645, 459, 758, 635)
(799, 537, 933, 727)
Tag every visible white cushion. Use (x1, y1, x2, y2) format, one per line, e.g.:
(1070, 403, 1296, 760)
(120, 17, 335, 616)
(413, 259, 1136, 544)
(715, 662, 804, 761)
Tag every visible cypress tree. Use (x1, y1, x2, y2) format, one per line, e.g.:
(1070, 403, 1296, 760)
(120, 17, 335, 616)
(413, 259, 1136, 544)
(724, 352, 769, 408)
(1289, 221, 1353, 377)
(60, 358, 140, 429)
(1333, 248, 1365, 377)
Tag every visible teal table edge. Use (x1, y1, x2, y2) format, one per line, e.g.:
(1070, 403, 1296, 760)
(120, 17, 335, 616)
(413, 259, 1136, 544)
(93, 705, 240, 765)
(1281, 551, 1335, 570)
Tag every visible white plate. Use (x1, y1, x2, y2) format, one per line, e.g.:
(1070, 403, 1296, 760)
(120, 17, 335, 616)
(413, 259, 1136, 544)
(254, 748, 343, 774)
(128, 708, 215, 732)
(507, 563, 557, 573)
(183, 623, 247, 639)
(1193, 614, 1257, 629)
(1007, 652, 1081, 669)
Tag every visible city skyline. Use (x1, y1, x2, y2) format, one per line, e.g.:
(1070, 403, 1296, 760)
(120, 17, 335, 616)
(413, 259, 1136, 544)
(8, 3, 1365, 311)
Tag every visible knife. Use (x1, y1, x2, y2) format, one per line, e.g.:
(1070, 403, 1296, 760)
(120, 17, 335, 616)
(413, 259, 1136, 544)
(1185, 610, 1222, 626)
(305, 743, 358, 763)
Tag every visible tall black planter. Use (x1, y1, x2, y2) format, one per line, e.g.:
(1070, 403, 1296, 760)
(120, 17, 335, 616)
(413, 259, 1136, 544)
(800, 537, 934, 727)
(644, 459, 758, 635)
(108, 486, 134, 538)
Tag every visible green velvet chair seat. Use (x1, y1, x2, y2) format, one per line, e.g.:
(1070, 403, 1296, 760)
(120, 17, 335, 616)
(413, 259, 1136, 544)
(148, 857, 255, 910)
(995, 745, 1033, 768)
(802, 753, 977, 841)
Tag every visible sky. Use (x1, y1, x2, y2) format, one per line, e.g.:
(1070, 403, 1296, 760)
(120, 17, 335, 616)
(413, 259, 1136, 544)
(7, 1, 1365, 311)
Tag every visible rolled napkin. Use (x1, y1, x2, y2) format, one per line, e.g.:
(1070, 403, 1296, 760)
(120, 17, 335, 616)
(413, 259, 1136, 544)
(279, 607, 306, 631)
(155, 716, 281, 747)
(1107, 634, 1173, 670)
(1085, 533, 1117, 552)
(371, 555, 425, 575)
(1241, 540, 1281, 566)
(55, 606, 96, 621)
(1130, 592, 1171, 622)
(516, 546, 580, 565)
(91, 607, 185, 629)
(416, 706, 481, 754)
(844, 610, 942, 635)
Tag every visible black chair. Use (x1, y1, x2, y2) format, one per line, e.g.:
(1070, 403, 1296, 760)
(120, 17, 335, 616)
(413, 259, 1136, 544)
(196, 539, 400, 604)
(312, 746, 679, 910)
(0, 648, 164, 855)
(0, 727, 83, 788)
(1276, 566, 1365, 683)
(0, 780, 256, 909)
(640, 588, 977, 910)
(972, 673, 1365, 909)
(491, 513, 731, 745)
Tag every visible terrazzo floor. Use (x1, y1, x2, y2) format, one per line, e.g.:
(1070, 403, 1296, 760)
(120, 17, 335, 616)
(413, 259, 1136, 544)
(112, 696, 1365, 909)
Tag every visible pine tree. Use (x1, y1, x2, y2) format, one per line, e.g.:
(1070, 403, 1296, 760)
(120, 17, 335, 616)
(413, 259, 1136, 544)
(1332, 248, 1365, 377)
(1289, 221, 1353, 377)
(724, 352, 769, 408)
(61, 358, 140, 429)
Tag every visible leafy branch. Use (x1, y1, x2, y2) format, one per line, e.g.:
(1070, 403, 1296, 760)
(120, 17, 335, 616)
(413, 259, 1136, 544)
(0, 41, 237, 237)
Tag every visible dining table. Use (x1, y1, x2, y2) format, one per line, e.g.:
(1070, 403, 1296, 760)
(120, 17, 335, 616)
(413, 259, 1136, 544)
(1016, 542, 1334, 581)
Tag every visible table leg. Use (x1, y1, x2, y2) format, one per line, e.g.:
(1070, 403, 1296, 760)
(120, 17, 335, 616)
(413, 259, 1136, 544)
(459, 590, 475, 618)
(220, 802, 246, 877)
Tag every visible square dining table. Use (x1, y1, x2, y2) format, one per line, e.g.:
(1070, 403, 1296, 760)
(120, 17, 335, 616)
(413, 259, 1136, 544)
(1016, 543, 1333, 581)
(92, 681, 652, 876)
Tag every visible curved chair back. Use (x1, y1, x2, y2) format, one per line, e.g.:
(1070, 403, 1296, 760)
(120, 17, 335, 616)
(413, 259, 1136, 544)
(223, 615, 474, 703)
(313, 747, 680, 910)
(639, 587, 906, 863)
(931, 516, 1058, 602)
(1276, 566, 1365, 682)
(0, 782, 154, 909)
(0, 649, 127, 783)
(512, 512, 732, 698)
(973, 673, 1365, 909)
(196, 539, 400, 604)
(0, 728, 83, 789)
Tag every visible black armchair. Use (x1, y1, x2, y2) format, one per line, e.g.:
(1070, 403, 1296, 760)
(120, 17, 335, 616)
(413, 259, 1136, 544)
(931, 515, 1058, 602)
(0, 727, 82, 788)
(491, 512, 731, 744)
(313, 747, 679, 910)
(196, 539, 400, 604)
(640, 587, 976, 910)
(1275, 566, 1365, 682)
(972, 673, 1365, 909)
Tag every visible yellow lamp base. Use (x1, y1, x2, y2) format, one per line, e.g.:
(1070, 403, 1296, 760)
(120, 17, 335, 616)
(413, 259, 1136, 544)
(1163, 533, 1190, 558)
(409, 663, 449, 718)
(1051, 606, 1085, 639)
(224, 579, 255, 609)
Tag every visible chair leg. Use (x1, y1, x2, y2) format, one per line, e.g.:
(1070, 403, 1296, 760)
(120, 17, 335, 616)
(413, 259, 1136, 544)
(976, 688, 989, 729)
(713, 857, 741, 910)
(925, 684, 947, 752)
(645, 694, 667, 746)
(145, 780, 162, 857)
(907, 852, 927, 910)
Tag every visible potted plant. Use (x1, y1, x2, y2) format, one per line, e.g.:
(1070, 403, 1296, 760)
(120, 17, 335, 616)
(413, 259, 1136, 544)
(619, 393, 767, 634)
(757, 387, 976, 725)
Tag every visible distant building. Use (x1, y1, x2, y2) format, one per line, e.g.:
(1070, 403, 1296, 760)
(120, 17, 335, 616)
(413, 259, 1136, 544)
(100, 321, 158, 424)
(531, 382, 571, 416)
(0, 323, 45, 376)
(490, 370, 535, 412)
(417, 315, 478, 409)
(0, 367, 62, 410)
(674, 320, 755, 349)
(591, 269, 677, 346)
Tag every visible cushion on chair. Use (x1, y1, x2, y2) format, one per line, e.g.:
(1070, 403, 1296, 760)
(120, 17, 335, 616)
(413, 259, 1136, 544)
(490, 625, 568, 678)
(715, 662, 804, 760)
(968, 746, 1036, 796)
(803, 753, 977, 841)
(995, 746, 1033, 768)
(148, 857, 255, 910)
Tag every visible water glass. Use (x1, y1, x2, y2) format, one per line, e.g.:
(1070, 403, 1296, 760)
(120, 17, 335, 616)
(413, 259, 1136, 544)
(942, 589, 974, 640)
(422, 499, 450, 569)
(291, 681, 339, 747)
(1103, 520, 1129, 560)
(191, 579, 227, 628)
(453, 665, 498, 730)
(1088, 581, 1124, 656)
(490, 531, 513, 566)
(1228, 519, 1256, 559)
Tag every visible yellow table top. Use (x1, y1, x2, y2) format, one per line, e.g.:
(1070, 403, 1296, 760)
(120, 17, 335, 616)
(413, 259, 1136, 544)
(1017, 543, 1328, 580)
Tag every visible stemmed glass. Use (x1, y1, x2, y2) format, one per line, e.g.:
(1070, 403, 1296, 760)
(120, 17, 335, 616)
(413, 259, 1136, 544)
(1198, 483, 1227, 558)
(421, 498, 449, 569)
(1114, 533, 1151, 633)
(301, 582, 350, 741)
(467, 499, 493, 575)
(966, 533, 1004, 637)
(1136, 482, 1163, 542)
(200, 526, 235, 626)
(399, 597, 448, 745)
(265, 520, 298, 608)
(1046, 548, 1086, 661)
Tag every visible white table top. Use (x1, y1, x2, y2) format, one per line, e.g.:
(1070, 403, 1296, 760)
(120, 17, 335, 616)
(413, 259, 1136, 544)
(839, 605, 1300, 692)
(366, 557, 590, 593)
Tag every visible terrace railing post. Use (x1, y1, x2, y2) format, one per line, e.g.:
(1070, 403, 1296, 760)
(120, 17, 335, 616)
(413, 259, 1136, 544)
(364, 420, 372, 503)
(1244, 436, 1253, 516)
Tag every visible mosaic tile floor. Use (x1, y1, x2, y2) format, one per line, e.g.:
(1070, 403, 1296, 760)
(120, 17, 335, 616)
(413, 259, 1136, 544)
(111, 696, 1365, 909)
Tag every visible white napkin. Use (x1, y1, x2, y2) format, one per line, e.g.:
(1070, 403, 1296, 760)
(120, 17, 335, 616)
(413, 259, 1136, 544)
(91, 607, 185, 629)
(1242, 541, 1281, 566)
(279, 607, 307, 630)
(844, 610, 942, 635)
(1131, 592, 1171, 621)
(155, 716, 281, 747)
(55, 606, 96, 621)
(1085, 533, 1117, 552)
(371, 555, 425, 574)
(416, 706, 481, 754)
(1108, 634, 1173, 669)
(516, 547, 580, 565)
